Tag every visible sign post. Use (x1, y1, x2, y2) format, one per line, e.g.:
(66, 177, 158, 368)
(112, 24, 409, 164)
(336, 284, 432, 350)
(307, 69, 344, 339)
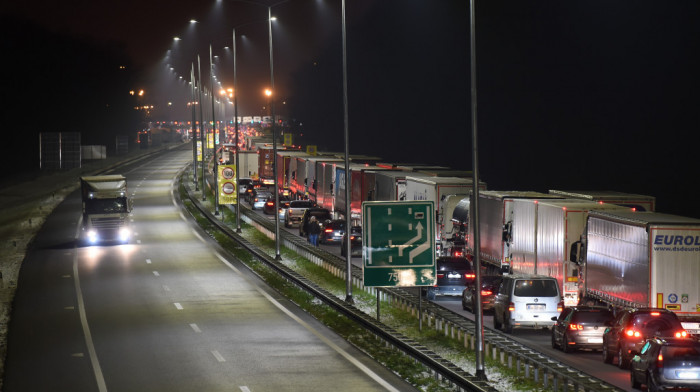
(362, 201, 436, 321)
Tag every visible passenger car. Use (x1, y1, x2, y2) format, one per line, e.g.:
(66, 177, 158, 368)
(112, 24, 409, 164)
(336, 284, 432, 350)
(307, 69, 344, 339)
(602, 308, 688, 369)
(262, 196, 290, 217)
(493, 274, 562, 333)
(298, 208, 332, 236)
(551, 306, 614, 353)
(319, 219, 346, 245)
(424, 256, 475, 301)
(630, 337, 700, 392)
(284, 200, 315, 228)
(340, 226, 362, 257)
(461, 275, 502, 313)
(249, 190, 272, 210)
(243, 180, 264, 203)
(238, 178, 253, 195)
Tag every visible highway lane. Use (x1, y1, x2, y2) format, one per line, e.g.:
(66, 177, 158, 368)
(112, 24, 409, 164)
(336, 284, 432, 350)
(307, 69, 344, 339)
(257, 208, 639, 392)
(4, 148, 416, 392)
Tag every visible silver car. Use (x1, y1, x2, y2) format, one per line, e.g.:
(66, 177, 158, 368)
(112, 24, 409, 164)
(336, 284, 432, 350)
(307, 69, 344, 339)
(630, 337, 700, 391)
(250, 191, 272, 210)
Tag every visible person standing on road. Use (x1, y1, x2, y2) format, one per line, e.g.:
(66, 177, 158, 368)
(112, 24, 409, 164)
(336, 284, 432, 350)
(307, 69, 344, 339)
(308, 216, 321, 246)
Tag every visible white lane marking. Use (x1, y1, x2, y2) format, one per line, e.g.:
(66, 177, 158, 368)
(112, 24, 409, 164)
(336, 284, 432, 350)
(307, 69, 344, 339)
(174, 303, 183, 310)
(213, 252, 400, 392)
(192, 229, 205, 242)
(73, 252, 108, 392)
(146, 259, 152, 264)
(153, 271, 160, 277)
(190, 323, 202, 333)
(239, 387, 251, 392)
(211, 350, 226, 362)
(163, 285, 171, 292)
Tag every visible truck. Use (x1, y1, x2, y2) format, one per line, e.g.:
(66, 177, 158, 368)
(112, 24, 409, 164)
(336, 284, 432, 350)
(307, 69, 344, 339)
(373, 170, 410, 201)
(548, 190, 656, 212)
(334, 164, 394, 220)
(405, 176, 486, 249)
(276, 150, 307, 196)
(80, 175, 132, 244)
(575, 211, 700, 332)
(257, 145, 276, 185)
(509, 199, 631, 306)
(459, 191, 564, 271)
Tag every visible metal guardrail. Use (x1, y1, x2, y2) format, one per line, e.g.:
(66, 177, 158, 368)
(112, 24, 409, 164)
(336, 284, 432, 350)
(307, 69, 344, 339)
(188, 169, 624, 392)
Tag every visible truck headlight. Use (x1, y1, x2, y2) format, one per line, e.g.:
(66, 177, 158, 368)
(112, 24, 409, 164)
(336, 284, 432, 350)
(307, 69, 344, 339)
(119, 227, 131, 241)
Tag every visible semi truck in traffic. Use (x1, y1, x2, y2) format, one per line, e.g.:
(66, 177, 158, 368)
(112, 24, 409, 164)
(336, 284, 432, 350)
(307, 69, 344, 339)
(574, 210, 700, 332)
(548, 190, 656, 212)
(80, 175, 132, 244)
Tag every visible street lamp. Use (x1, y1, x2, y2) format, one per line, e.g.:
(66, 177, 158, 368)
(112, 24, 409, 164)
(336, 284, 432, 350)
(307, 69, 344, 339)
(210, 45, 220, 215)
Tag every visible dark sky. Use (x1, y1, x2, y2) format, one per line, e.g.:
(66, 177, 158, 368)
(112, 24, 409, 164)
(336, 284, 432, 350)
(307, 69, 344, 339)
(2, 1, 700, 217)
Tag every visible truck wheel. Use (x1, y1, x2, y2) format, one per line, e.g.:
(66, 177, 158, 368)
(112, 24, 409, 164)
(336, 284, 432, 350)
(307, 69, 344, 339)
(602, 342, 613, 364)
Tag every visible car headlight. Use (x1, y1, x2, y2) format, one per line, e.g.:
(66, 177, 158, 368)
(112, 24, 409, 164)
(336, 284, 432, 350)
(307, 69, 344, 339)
(87, 230, 98, 243)
(119, 227, 131, 241)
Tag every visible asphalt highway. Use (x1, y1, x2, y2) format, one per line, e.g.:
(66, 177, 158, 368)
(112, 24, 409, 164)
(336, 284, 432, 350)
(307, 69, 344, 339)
(4, 148, 415, 392)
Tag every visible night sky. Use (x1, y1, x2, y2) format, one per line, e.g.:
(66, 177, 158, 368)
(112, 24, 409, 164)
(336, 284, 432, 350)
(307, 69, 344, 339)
(2, 1, 699, 217)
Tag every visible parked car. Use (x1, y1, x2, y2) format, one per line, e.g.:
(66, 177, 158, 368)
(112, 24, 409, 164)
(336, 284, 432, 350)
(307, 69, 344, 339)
(630, 337, 700, 392)
(319, 219, 346, 245)
(263, 196, 290, 216)
(493, 274, 562, 333)
(341, 226, 362, 257)
(284, 200, 315, 228)
(551, 306, 615, 353)
(299, 208, 332, 237)
(461, 275, 502, 313)
(424, 256, 475, 301)
(249, 190, 272, 210)
(602, 308, 688, 369)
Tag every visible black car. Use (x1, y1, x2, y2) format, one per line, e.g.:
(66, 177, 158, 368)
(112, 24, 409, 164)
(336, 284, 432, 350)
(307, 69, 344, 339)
(424, 256, 475, 300)
(341, 226, 362, 257)
(298, 208, 332, 236)
(603, 308, 688, 369)
(262, 196, 290, 216)
(319, 219, 346, 245)
(461, 275, 502, 313)
(551, 306, 614, 353)
(630, 337, 700, 392)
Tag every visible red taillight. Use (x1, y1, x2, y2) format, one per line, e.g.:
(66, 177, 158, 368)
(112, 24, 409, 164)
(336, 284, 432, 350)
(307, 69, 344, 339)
(508, 302, 515, 312)
(569, 323, 584, 331)
(324, 228, 333, 233)
(266, 201, 273, 206)
(675, 330, 688, 338)
(651, 312, 660, 316)
(657, 353, 664, 368)
(437, 273, 445, 279)
(557, 302, 564, 313)
(625, 329, 642, 338)
(452, 249, 464, 257)
(481, 290, 493, 296)
(465, 273, 476, 279)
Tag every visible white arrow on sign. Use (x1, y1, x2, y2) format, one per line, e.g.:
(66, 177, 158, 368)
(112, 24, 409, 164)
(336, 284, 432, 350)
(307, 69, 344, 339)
(397, 221, 430, 263)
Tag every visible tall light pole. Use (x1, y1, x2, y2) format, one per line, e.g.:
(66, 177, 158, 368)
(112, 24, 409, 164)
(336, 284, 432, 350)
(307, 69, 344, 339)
(191, 64, 199, 191)
(210, 45, 220, 215)
(198, 55, 206, 201)
(470, 0, 487, 381)
(341, 0, 353, 304)
(233, 28, 242, 233)
(267, 6, 281, 260)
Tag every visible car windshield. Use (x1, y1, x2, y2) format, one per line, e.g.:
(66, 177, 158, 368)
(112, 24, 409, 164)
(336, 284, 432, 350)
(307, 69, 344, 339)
(85, 198, 128, 214)
(631, 313, 683, 336)
(513, 279, 559, 297)
(572, 309, 614, 324)
(662, 345, 700, 359)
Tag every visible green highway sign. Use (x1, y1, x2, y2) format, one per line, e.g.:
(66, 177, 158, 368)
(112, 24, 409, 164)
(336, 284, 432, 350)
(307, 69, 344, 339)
(362, 201, 436, 287)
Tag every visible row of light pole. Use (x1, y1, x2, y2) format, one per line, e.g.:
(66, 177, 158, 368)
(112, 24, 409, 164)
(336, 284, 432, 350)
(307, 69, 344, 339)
(176, 0, 487, 380)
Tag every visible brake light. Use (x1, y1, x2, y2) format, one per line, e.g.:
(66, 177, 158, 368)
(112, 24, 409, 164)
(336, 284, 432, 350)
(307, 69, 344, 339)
(437, 273, 445, 279)
(675, 330, 688, 338)
(569, 323, 584, 331)
(481, 290, 493, 296)
(651, 312, 660, 316)
(465, 273, 476, 279)
(657, 353, 664, 368)
(557, 301, 564, 313)
(324, 228, 333, 233)
(625, 329, 642, 338)
(452, 249, 464, 257)
(266, 201, 273, 206)
(508, 302, 515, 312)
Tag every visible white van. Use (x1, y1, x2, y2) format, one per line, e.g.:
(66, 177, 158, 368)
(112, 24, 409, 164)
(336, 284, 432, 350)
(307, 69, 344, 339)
(493, 274, 563, 333)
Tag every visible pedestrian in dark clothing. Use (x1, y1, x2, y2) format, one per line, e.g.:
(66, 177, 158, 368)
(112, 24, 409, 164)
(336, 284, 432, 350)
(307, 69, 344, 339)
(308, 216, 321, 246)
